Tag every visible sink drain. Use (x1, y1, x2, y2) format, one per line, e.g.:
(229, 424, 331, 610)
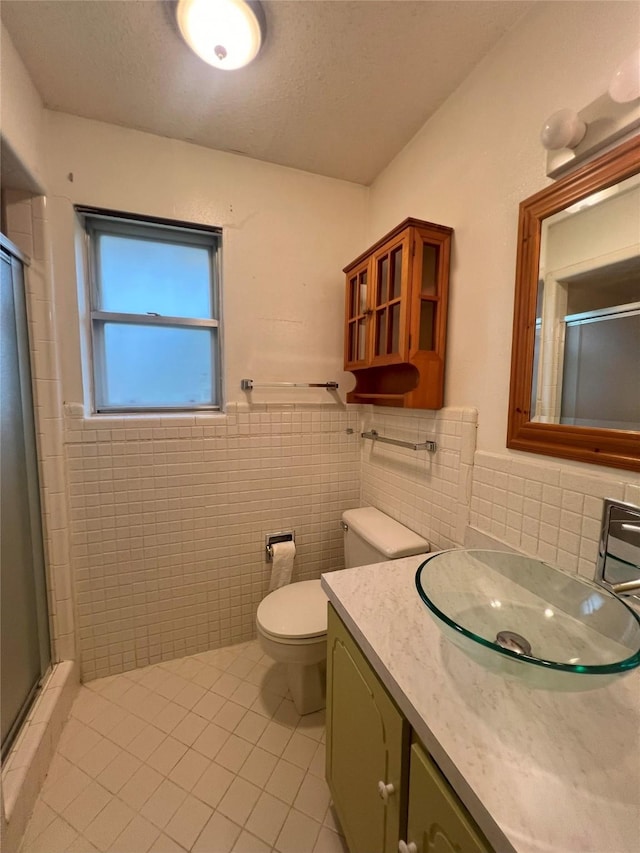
(495, 630, 532, 656)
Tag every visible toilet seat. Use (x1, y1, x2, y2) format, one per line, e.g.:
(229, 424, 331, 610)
(256, 579, 327, 642)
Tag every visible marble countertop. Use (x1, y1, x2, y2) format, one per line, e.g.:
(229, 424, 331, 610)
(321, 556, 640, 853)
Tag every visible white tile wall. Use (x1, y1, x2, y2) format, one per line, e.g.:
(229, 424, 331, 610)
(64, 404, 361, 680)
(359, 405, 478, 550)
(2, 189, 75, 662)
(470, 451, 640, 579)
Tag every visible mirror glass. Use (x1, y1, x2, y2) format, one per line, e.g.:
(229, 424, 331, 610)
(507, 134, 640, 471)
(531, 172, 640, 430)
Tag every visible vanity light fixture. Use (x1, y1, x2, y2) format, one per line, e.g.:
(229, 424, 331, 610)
(608, 47, 640, 104)
(540, 108, 587, 151)
(176, 0, 264, 71)
(541, 45, 640, 178)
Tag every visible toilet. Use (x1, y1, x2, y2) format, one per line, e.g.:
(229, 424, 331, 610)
(256, 507, 430, 714)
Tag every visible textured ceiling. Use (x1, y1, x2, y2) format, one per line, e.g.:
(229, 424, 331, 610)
(1, 0, 532, 185)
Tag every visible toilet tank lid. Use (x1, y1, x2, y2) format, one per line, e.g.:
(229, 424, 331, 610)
(342, 507, 429, 558)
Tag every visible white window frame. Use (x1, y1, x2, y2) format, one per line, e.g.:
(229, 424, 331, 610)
(78, 207, 223, 414)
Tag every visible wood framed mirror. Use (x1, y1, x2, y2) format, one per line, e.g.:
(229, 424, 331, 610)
(508, 133, 640, 472)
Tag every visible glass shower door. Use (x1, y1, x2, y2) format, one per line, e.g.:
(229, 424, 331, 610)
(1, 238, 51, 759)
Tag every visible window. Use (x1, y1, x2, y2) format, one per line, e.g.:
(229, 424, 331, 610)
(79, 209, 222, 413)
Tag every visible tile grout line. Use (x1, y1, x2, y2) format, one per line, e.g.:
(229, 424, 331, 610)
(19, 639, 345, 853)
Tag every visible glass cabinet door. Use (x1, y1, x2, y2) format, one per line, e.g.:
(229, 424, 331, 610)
(370, 235, 409, 364)
(418, 240, 438, 351)
(411, 230, 446, 356)
(345, 260, 371, 368)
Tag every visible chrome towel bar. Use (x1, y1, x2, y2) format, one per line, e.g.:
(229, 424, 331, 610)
(241, 379, 339, 391)
(361, 429, 437, 453)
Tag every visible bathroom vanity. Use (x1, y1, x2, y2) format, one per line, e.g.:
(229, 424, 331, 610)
(322, 556, 640, 853)
(326, 603, 490, 853)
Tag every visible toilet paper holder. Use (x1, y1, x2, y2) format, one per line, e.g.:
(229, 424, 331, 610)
(265, 531, 296, 562)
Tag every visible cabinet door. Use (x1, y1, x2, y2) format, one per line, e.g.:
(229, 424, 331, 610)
(370, 233, 411, 365)
(405, 742, 493, 853)
(409, 227, 451, 359)
(344, 258, 372, 370)
(326, 606, 407, 853)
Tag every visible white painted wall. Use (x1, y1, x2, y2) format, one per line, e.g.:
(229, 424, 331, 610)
(44, 112, 368, 407)
(367, 0, 640, 475)
(0, 22, 46, 193)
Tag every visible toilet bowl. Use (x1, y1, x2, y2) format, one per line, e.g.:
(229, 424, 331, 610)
(256, 579, 327, 715)
(256, 507, 430, 715)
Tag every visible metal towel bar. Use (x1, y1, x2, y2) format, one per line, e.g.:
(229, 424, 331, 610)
(241, 379, 339, 391)
(361, 429, 437, 452)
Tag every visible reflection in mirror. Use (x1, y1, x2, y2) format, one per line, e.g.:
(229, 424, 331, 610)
(508, 133, 640, 471)
(595, 499, 640, 595)
(531, 173, 640, 430)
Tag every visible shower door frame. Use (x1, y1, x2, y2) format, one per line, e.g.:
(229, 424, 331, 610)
(1, 233, 52, 761)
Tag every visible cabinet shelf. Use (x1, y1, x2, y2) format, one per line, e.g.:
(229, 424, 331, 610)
(349, 393, 404, 400)
(343, 218, 453, 410)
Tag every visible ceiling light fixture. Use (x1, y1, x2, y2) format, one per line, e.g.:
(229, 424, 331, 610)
(176, 0, 263, 71)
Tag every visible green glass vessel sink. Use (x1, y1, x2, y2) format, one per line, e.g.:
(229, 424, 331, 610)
(415, 550, 640, 689)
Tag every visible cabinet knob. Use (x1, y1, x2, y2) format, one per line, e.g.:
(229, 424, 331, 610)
(377, 780, 395, 802)
(398, 842, 418, 853)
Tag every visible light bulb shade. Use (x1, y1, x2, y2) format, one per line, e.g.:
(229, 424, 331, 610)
(608, 48, 640, 103)
(177, 0, 263, 70)
(540, 109, 587, 151)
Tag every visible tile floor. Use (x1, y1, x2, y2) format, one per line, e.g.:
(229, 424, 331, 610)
(19, 641, 348, 853)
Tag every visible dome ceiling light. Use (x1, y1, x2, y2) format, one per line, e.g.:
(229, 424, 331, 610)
(176, 0, 264, 71)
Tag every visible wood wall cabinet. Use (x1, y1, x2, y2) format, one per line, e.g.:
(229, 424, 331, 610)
(326, 605, 493, 853)
(343, 218, 453, 409)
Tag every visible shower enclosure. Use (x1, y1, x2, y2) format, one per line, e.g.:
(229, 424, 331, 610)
(1, 234, 51, 760)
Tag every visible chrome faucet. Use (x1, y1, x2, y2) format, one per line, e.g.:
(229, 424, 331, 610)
(594, 499, 640, 597)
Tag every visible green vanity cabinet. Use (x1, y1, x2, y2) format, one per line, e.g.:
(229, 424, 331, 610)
(405, 739, 492, 853)
(326, 605, 494, 853)
(326, 604, 409, 853)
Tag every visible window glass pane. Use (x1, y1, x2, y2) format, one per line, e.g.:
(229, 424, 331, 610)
(390, 247, 403, 299)
(349, 321, 357, 362)
(349, 276, 358, 318)
(377, 256, 388, 304)
(419, 301, 436, 350)
(97, 323, 216, 408)
(98, 234, 212, 318)
(390, 303, 400, 353)
(359, 270, 368, 314)
(375, 308, 387, 355)
(421, 245, 438, 296)
(357, 319, 366, 361)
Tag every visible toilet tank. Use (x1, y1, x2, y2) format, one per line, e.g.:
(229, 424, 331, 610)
(342, 507, 429, 568)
